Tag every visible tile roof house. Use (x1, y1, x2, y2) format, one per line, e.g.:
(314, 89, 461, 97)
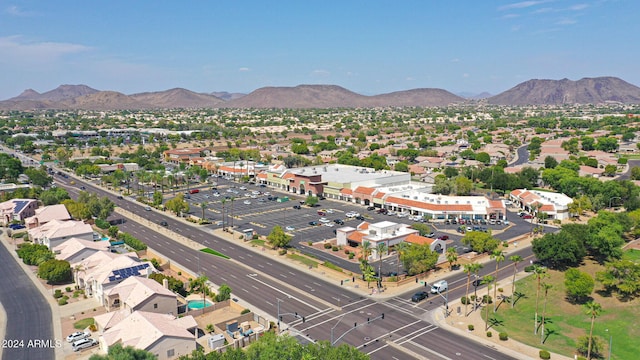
(29, 219, 96, 249)
(24, 204, 71, 229)
(103, 276, 177, 314)
(337, 221, 419, 259)
(0, 198, 38, 226)
(96, 311, 197, 360)
(509, 189, 572, 220)
(53, 237, 110, 264)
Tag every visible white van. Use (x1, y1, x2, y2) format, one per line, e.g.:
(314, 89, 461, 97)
(430, 280, 448, 294)
(72, 338, 98, 352)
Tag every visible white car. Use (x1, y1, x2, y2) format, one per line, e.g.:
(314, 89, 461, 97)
(66, 331, 90, 343)
(345, 212, 357, 218)
(326, 209, 334, 214)
(72, 338, 98, 352)
(252, 191, 260, 195)
(324, 222, 335, 227)
(243, 200, 251, 205)
(285, 226, 295, 231)
(212, 193, 220, 197)
(397, 212, 408, 218)
(319, 218, 331, 223)
(239, 186, 247, 190)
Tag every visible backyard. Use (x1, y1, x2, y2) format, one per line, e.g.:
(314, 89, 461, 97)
(483, 257, 637, 360)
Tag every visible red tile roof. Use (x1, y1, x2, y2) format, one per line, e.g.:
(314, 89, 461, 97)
(347, 231, 365, 243)
(405, 234, 435, 245)
(353, 186, 376, 196)
(386, 196, 473, 212)
(341, 188, 353, 195)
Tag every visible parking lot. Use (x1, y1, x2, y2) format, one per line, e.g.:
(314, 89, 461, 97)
(172, 177, 535, 275)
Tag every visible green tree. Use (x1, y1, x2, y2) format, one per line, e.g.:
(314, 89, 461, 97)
(482, 275, 495, 330)
(88, 343, 156, 360)
(394, 161, 409, 172)
(490, 250, 505, 312)
(400, 243, 439, 276)
(539, 282, 552, 343)
(38, 259, 72, 284)
(475, 152, 490, 164)
(16, 243, 54, 266)
(152, 191, 163, 206)
(463, 263, 482, 316)
(305, 195, 318, 207)
(532, 265, 547, 334)
(583, 301, 603, 360)
(410, 223, 431, 236)
(376, 242, 387, 286)
(544, 156, 558, 169)
(165, 193, 190, 215)
(200, 201, 208, 220)
(595, 259, 640, 299)
(509, 255, 523, 308)
(454, 176, 473, 195)
(532, 232, 586, 269)
(266, 225, 292, 249)
(564, 268, 594, 304)
(446, 247, 458, 271)
(461, 231, 500, 253)
(215, 284, 232, 302)
(395, 241, 409, 278)
(24, 167, 52, 187)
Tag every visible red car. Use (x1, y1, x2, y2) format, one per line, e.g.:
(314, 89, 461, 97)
(522, 214, 533, 219)
(189, 189, 200, 194)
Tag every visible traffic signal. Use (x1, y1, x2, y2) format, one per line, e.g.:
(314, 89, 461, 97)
(279, 316, 282, 321)
(295, 312, 298, 317)
(354, 322, 357, 328)
(381, 313, 384, 320)
(302, 317, 305, 323)
(341, 280, 343, 286)
(367, 317, 370, 323)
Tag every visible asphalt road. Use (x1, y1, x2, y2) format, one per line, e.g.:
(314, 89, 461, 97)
(52, 171, 523, 360)
(509, 145, 530, 166)
(0, 237, 56, 360)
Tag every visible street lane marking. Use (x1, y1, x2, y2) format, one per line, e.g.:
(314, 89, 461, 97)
(245, 274, 322, 312)
(357, 320, 422, 349)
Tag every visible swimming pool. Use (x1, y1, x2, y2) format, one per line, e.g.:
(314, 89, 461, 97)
(187, 299, 213, 310)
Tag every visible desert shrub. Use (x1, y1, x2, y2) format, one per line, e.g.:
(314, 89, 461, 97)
(332, 246, 339, 251)
(498, 288, 503, 293)
(348, 253, 355, 259)
(461, 296, 469, 305)
(524, 265, 534, 272)
(486, 331, 492, 337)
(482, 295, 492, 304)
(65, 286, 72, 292)
(54, 289, 63, 299)
(324, 243, 332, 249)
(467, 324, 474, 331)
(58, 298, 67, 305)
(344, 249, 350, 254)
(278, 249, 287, 255)
(240, 309, 251, 315)
(308, 241, 313, 246)
(539, 349, 550, 359)
(89, 324, 97, 332)
(499, 332, 508, 341)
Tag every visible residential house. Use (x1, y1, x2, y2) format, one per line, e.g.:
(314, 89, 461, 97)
(0, 198, 38, 226)
(24, 204, 71, 229)
(53, 237, 110, 265)
(103, 276, 177, 314)
(96, 311, 197, 360)
(29, 219, 96, 249)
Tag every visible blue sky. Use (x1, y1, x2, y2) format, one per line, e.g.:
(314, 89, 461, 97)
(1, 0, 637, 99)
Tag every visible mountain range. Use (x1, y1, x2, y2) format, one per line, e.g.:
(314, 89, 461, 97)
(1, 77, 639, 111)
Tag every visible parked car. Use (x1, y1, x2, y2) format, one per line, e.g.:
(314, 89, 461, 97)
(144, 206, 151, 211)
(66, 331, 90, 343)
(334, 219, 344, 225)
(308, 221, 319, 226)
(159, 220, 168, 227)
(522, 214, 533, 219)
(355, 215, 365, 221)
(9, 224, 25, 230)
(243, 200, 251, 205)
(72, 338, 98, 352)
(367, 206, 376, 211)
(439, 235, 449, 240)
(386, 210, 397, 216)
(377, 208, 388, 215)
(319, 218, 331, 223)
(411, 291, 429, 302)
(426, 232, 435, 238)
(285, 226, 295, 231)
(317, 210, 326, 216)
(293, 205, 301, 209)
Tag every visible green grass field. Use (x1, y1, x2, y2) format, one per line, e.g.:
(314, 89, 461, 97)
(622, 248, 640, 263)
(286, 253, 318, 268)
(482, 260, 637, 360)
(200, 248, 230, 259)
(73, 318, 94, 330)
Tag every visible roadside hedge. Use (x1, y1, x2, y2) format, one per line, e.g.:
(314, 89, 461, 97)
(117, 232, 147, 251)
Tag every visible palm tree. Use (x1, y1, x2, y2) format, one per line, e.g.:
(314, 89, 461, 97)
(376, 242, 388, 287)
(540, 282, 552, 344)
(221, 198, 227, 230)
(584, 301, 603, 360)
(395, 241, 409, 277)
(446, 247, 458, 271)
(482, 275, 495, 330)
(490, 249, 505, 312)
(229, 196, 236, 229)
(472, 263, 483, 310)
(509, 255, 523, 308)
(529, 202, 542, 235)
(360, 241, 372, 266)
(463, 263, 482, 316)
(533, 264, 547, 334)
(200, 202, 207, 221)
(190, 274, 209, 314)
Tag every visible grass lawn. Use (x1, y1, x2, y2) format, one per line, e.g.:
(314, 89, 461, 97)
(251, 239, 266, 247)
(286, 253, 318, 268)
(73, 317, 94, 330)
(483, 260, 637, 360)
(200, 248, 230, 259)
(622, 248, 640, 263)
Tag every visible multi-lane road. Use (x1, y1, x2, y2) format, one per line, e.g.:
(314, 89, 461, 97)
(50, 170, 534, 360)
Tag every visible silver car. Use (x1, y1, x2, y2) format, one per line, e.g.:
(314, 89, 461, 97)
(72, 338, 98, 351)
(66, 331, 90, 343)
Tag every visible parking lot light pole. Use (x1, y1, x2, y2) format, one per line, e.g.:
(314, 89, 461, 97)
(426, 281, 449, 318)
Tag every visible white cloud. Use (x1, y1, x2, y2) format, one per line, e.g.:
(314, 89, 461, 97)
(556, 18, 577, 25)
(0, 35, 90, 64)
(5, 5, 34, 16)
(451, 58, 460, 63)
(502, 13, 520, 19)
(238, 67, 250, 72)
(405, 77, 415, 81)
(569, 4, 589, 11)
(310, 69, 330, 77)
(462, 73, 470, 78)
(498, 0, 551, 11)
